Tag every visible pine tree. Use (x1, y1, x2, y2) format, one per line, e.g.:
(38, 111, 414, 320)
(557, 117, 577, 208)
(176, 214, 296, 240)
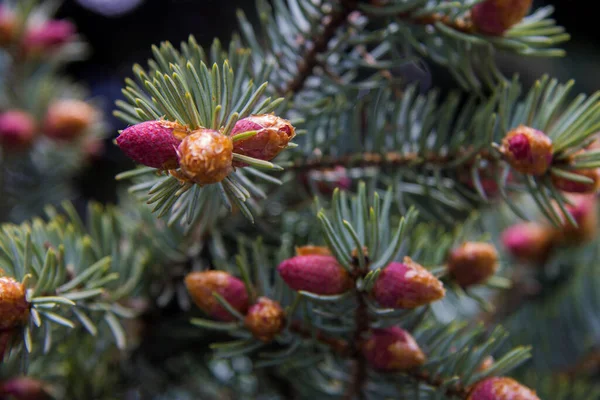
(2, 0, 600, 399)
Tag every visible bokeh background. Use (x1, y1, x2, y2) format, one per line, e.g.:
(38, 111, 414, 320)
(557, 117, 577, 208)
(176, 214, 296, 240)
(54, 0, 599, 206)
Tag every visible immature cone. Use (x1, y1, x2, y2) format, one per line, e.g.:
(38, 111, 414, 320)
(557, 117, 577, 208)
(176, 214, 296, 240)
(0, 6, 16, 46)
(23, 19, 75, 53)
(0, 276, 29, 330)
(116, 120, 187, 169)
(447, 242, 499, 287)
(472, 0, 533, 36)
(244, 297, 285, 342)
(362, 327, 426, 371)
(554, 194, 598, 245)
(178, 129, 233, 184)
(372, 257, 445, 309)
(0, 110, 36, 148)
(476, 356, 495, 373)
(0, 377, 51, 400)
(230, 114, 295, 166)
(551, 168, 600, 194)
(43, 99, 96, 140)
(500, 125, 553, 176)
(184, 271, 249, 321)
(468, 377, 539, 400)
(277, 255, 353, 295)
(501, 222, 555, 263)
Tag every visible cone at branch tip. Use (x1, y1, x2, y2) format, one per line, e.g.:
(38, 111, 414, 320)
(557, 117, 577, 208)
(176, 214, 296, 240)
(244, 297, 285, 343)
(362, 326, 426, 371)
(184, 271, 249, 322)
(447, 242, 499, 287)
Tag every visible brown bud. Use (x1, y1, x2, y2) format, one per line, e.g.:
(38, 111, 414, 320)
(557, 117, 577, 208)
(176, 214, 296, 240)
(295, 245, 332, 256)
(372, 257, 445, 309)
(184, 271, 249, 321)
(244, 297, 285, 342)
(43, 100, 97, 140)
(447, 242, 499, 287)
(178, 129, 233, 185)
(500, 125, 553, 176)
(0, 276, 29, 331)
(362, 327, 426, 371)
(468, 377, 539, 400)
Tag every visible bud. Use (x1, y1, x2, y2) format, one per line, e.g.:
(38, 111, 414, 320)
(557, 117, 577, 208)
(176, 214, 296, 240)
(116, 120, 187, 169)
(501, 222, 555, 263)
(371, 257, 445, 309)
(178, 129, 233, 185)
(277, 255, 353, 295)
(0, 276, 29, 331)
(472, 0, 533, 36)
(43, 99, 97, 140)
(295, 245, 332, 256)
(0, 6, 16, 47)
(551, 168, 600, 194)
(362, 327, 426, 371)
(476, 356, 495, 373)
(23, 19, 75, 53)
(447, 242, 499, 287)
(467, 377, 539, 400)
(244, 297, 285, 342)
(184, 271, 249, 321)
(500, 125, 553, 176)
(0, 110, 36, 149)
(554, 194, 598, 245)
(0, 377, 50, 400)
(230, 114, 295, 166)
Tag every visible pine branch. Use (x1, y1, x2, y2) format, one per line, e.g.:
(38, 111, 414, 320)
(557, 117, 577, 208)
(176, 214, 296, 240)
(283, 0, 358, 95)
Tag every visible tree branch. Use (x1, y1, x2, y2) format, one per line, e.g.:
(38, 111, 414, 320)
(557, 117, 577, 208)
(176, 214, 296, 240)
(282, 0, 358, 95)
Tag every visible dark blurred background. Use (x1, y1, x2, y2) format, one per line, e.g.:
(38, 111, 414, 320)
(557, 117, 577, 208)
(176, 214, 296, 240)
(54, 0, 600, 205)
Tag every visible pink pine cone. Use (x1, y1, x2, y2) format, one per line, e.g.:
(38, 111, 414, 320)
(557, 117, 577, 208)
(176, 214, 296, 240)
(472, 0, 533, 36)
(0, 110, 36, 148)
(231, 114, 295, 166)
(362, 327, 426, 371)
(372, 258, 445, 309)
(117, 120, 186, 169)
(23, 20, 75, 51)
(277, 255, 353, 295)
(501, 222, 554, 263)
(185, 271, 249, 322)
(467, 377, 539, 400)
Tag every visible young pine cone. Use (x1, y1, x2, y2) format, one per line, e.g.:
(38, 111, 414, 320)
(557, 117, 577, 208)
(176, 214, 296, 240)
(371, 257, 445, 309)
(500, 125, 553, 176)
(43, 99, 97, 140)
(501, 222, 555, 263)
(230, 114, 295, 166)
(447, 242, 499, 287)
(22, 19, 76, 54)
(277, 255, 353, 295)
(184, 271, 249, 321)
(554, 194, 598, 245)
(467, 377, 539, 400)
(472, 0, 533, 36)
(244, 297, 285, 342)
(0, 276, 30, 331)
(178, 129, 233, 185)
(0, 110, 36, 149)
(362, 327, 426, 371)
(551, 167, 600, 194)
(116, 120, 187, 169)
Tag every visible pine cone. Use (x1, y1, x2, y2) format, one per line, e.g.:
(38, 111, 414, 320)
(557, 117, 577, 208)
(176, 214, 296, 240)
(551, 168, 600, 194)
(23, 19, 75, 53)
(43, 99, 97, 140)
(277, 255, 353, 295)
(447, 242, 499, 287)
(230, 114, 295, 166)
(184, 271, 249, 321)
(371, 257, 445, 309)
(0, 110, 36, 149)
(244, 297, 285, 342)
(472, 0, 533, 36)
(362, 327, 426, 371)
(500, 125, 553, 176)
(554, 194, 598, 244)
(116, 120, 187, 169)
(468, 377, 539, 400)
(178, 129, 233, 184)
(0, 276, 29, 331)
(501, 222, 555, 263)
